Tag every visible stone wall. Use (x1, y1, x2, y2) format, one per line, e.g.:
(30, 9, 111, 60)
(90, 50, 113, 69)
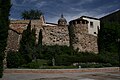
(72, 33, 98, 53)
(42, 25, 69, 46)
(69, 18, 98, 53)
(7, 19, 44, 50)
(7, 16, 98, 53)
(4, 67, 119, 73)
(6, 30, 21, 51)
(7, 19, 69, 51)
(7, 21, 29, 51)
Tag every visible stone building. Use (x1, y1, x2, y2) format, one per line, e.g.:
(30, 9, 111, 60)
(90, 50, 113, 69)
(6, 14, 98, 53)
(69, 18, 98, 53)
(81, 16, 100, 36)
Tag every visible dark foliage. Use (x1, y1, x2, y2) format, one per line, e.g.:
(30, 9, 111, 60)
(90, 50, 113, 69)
(98, 22, 120, 53)
(18, 44, 117, 68)
(36, 29, 43, 59)
(38, 29, 43, 46)
(21, 9, 43, 20)
(7, 51, 24, 68)
(39, 45, 100, 66)
(0, 0, 11, 78)
(99, 15, 120, 66)
(19, 21, 36, 64)
(99, 11, 120, 66)
(100, 10, 120, 23)
(37, 44, 118, 67)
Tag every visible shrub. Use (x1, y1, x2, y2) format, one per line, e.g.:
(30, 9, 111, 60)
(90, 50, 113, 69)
(21, 59, 48, 69)
(98, 52, 119, 66)
(55, 54, 74, 66)
(7, 51, 24, 68)
(27, 62, 40, 69)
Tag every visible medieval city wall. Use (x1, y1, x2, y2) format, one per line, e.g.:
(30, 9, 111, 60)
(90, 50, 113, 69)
(7, 20, 29, 51)
(7, 19, 69, 51)
(8, 19, 44, 47)
(7, 16, 98, 53)
(42, 25, 69, 46)
(69, 19, 98, 53)
(6, 30, 22, 51)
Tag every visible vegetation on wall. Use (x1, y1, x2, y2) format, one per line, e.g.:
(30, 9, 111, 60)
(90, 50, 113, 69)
(0, 0, 11, 78)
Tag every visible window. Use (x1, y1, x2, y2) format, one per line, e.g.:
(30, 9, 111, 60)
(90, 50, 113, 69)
(90, 22, 93, 28)
(94, 32, 96, 34)
(97, 26, 100, 30)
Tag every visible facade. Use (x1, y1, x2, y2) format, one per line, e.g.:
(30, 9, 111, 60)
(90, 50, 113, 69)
(81, 16, 100, 36)
(6, 15, 98, 53)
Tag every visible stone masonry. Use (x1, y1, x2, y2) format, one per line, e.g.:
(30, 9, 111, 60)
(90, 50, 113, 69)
(6, 15, 98, 53)
(42, 25, 69, 46)
(69, 18, 98, 53)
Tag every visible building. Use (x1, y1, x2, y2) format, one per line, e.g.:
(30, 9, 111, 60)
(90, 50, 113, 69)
(81, 16, 100, 36)
(6, 14, 98, 53)
(69, 17, 98, 53)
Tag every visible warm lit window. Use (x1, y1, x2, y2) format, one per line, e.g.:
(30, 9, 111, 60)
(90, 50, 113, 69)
(90, 22, 93, 28)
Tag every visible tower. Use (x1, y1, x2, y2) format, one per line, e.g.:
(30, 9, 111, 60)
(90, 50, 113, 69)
(69, 18, 98, 53)
(58, 14, 67, 26)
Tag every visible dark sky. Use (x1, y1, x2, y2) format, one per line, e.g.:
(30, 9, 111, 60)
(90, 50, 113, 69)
(10, 0, 120, 23)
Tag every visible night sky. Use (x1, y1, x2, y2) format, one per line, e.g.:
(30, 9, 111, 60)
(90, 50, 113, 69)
(10, 0, 120, 23)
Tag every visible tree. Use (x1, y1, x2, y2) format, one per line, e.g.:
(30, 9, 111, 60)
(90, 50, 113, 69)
(19, 21, 36, 64)
(0, 0, 11, 78)
(38, 29, 43, 47)
(31, 27, 37, 60)
(7, 51, 23, 68)
(36, 29, 43, 58)
(98, 22, 120, 66)
(99, 22, 120, 53)
(99, 11, 120, 66)
(21, 9, 42, 20)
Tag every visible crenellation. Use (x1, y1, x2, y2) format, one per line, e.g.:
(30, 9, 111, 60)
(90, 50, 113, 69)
(69, 18, 98, 53)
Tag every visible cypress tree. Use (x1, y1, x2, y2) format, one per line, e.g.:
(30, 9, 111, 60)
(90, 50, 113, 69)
(37, 29, 43, 58)
(31, 27, 37, 60)
(19, 21, 36, 64)
(0, 0, 11, 78)
(19, 21, 32, 64)
(31, 27, 36, 48)
(38, 29, 43, 47)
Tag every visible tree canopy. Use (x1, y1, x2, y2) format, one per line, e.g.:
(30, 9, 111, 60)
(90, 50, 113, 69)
(0, 0, 11, 78)
(21, 9, 43, 20)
